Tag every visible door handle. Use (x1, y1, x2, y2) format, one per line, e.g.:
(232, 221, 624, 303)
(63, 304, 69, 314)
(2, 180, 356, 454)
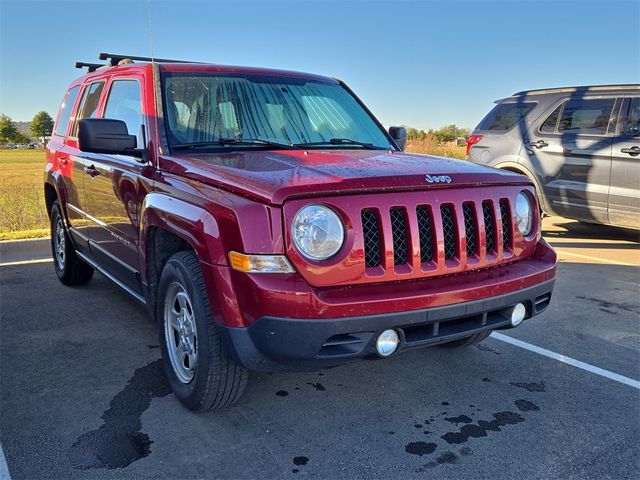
(83, 165, 100, 177)
(621, 146, 640, 156)
(528, 140, 549, 149)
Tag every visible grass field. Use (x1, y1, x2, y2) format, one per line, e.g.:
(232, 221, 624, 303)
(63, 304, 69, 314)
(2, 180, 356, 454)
(0, 143, 468, 240)
(405, 140, 467, 159)
(0, 149, 49, 240)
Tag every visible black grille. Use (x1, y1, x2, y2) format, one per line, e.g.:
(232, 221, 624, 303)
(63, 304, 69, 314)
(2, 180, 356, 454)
(500, 200, 512, 251)
(416, 206, 434, 263)
(440, 204, 457, 260)
(482, 201, 495, 254)
(463, 203, 477, 257)
(390, 208, 409, 265)
(362, 210, 382, 267)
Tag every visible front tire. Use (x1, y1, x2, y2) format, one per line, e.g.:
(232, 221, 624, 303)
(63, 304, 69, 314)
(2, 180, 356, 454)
(440, 330, 492, 348)
(158, 251, 248, 411)
(50, 201, 94, 285)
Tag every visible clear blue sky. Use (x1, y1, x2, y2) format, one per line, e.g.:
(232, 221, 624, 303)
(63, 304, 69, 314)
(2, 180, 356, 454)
(1, 0, 638, 130)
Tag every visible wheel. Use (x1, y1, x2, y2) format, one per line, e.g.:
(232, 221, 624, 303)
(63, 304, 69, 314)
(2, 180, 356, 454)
(158, 251, 248, 411)
(50, 201, 94, 285)
(440, 330, 492, 348)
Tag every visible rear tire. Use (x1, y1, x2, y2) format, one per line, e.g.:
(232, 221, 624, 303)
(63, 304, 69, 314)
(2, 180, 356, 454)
(50, 201, 94, 286)
(440, 330, 492, 348)
(158, 251, 248, 411)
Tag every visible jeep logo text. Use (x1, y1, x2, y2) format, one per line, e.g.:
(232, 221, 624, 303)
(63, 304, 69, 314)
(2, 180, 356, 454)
(425, 174, 452, 184)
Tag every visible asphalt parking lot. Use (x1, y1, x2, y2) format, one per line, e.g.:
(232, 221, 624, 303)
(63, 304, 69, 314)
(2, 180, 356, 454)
(1, 217, 639, 480)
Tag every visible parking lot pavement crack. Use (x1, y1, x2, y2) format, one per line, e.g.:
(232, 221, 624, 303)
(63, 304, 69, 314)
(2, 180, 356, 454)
(67, 359, 171, 470)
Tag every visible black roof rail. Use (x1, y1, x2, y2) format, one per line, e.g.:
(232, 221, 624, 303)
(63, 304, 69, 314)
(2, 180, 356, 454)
(75, 62, 105, 73)
(98, 52, 202, 65)
(513, 84, 640, 96)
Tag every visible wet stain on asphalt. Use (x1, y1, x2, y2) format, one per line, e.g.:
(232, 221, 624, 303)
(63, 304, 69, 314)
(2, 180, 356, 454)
(414, 424, 423, 429)
(576, 296, 638, 314)
(514, 399, 540, 412)
(405, 442, 437, 456)
(293, 456, 309, 466)
(276, 390, 289, 397)
(440, 411, 525, 445)
(444, 415, 473, 425)
(67, 359, 171, 469)
(436, 451, 459, 464)
(307, 382, 326, 391)
(477, 344, 501, 355)
(510, 381, 546, 392)
(482, 377, 491, 382)
(441, 401, 449, 406)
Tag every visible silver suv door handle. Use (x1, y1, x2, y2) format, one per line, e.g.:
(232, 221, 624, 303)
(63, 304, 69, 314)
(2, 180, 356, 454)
(528, 140, 549, 149)
(620, 146, 640, 156)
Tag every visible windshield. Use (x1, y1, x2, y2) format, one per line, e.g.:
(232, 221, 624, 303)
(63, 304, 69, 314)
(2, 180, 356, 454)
(162, 73, 394, 150)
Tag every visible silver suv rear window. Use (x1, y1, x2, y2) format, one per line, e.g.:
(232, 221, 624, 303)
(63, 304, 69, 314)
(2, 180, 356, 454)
(477, 102, 536, 131)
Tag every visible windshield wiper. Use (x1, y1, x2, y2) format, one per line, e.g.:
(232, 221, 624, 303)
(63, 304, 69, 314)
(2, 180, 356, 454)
(294, 138, 387, 149)
(172, 138, 295, 150)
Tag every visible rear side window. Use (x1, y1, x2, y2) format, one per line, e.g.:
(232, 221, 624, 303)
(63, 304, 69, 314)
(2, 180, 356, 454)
(71, 81, 105, 137)
(540, 105, 562, 133)
(622, 98, 640, 136)
(477, 102, 535, 131)
(103, 80, 144, 147)
(557, 98, 615, 135)
(53, 86, 80, 137)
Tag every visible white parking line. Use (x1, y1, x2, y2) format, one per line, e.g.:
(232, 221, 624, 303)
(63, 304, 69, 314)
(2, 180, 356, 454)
(0, 441, 11, 480)
(491, 332, 640, 390)
(554, 248, 638, 267)
(0, 258, 52, 268)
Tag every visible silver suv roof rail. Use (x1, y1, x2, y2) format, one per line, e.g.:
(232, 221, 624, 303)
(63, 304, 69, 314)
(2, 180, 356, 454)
(513, 84, 640, 96)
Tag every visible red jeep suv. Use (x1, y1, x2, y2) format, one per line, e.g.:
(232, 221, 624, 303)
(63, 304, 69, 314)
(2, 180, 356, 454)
(45, 53, 556, 411)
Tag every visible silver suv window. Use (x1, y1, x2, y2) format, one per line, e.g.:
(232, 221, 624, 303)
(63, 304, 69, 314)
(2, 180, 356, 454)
(553, 98, 615, 135)
(477, 102, 536, 131)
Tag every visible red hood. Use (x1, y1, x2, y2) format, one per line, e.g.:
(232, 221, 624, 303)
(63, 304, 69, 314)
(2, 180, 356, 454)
(160, 150, 529, 205)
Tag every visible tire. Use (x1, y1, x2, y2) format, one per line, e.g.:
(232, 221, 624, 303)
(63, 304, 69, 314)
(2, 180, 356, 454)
(440, 330, 492, 348)
(50, 201, 94, 285)
(157, 251, 248, 411)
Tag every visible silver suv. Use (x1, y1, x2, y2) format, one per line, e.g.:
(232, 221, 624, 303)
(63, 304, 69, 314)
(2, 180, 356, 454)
(467, 85, 639, 228)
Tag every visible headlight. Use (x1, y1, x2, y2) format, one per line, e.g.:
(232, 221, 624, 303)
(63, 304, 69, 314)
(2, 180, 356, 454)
(292, 205, 344, 260)
(515, 191, 534, 236)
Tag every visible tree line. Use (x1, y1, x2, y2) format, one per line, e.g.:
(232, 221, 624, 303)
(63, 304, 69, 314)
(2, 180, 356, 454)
(0, 112, 54, 144)
(406, 124, 470, 143)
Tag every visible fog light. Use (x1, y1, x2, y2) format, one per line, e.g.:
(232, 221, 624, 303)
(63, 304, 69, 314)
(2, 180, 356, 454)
(511, 303, 526, 327)
(376, 329, 399, 357)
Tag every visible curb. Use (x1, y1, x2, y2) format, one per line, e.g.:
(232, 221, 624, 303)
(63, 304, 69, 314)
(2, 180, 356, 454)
(0, 238, 50, 264)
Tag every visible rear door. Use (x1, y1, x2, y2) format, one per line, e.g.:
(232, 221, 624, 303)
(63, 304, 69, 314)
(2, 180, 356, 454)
(82, 76, 148, 293)
(524, 96, 617, 223)
(609, 97, 640, 227)
(60, 80, 106, 250)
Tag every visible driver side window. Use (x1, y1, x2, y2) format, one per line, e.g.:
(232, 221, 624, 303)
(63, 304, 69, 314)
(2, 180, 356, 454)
(103, 79, 144, 148)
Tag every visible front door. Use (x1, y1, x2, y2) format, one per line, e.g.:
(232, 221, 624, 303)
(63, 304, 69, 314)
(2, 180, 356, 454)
(524, 96, 616, 223)
(82, 77, 148, 293)
(609, 97, 640, 228)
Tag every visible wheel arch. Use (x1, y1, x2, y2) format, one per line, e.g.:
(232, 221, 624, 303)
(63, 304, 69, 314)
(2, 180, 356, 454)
(494, 161, 550, 215)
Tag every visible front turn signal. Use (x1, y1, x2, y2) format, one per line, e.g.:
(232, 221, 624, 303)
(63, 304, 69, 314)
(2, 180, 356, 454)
(229, 251, 295, 274)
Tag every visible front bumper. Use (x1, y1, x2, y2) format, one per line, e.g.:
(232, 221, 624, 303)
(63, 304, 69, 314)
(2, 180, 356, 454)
(218, 279, 555, 372)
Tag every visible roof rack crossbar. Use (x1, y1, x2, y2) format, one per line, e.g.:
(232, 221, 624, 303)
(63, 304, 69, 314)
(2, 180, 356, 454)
(98, 52, 202, 64)
(75, 62, 105, 73)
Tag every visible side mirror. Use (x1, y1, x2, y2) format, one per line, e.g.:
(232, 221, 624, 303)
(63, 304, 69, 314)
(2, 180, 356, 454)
(389, 126, 407, 151)
(78, 118, 142, 157)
